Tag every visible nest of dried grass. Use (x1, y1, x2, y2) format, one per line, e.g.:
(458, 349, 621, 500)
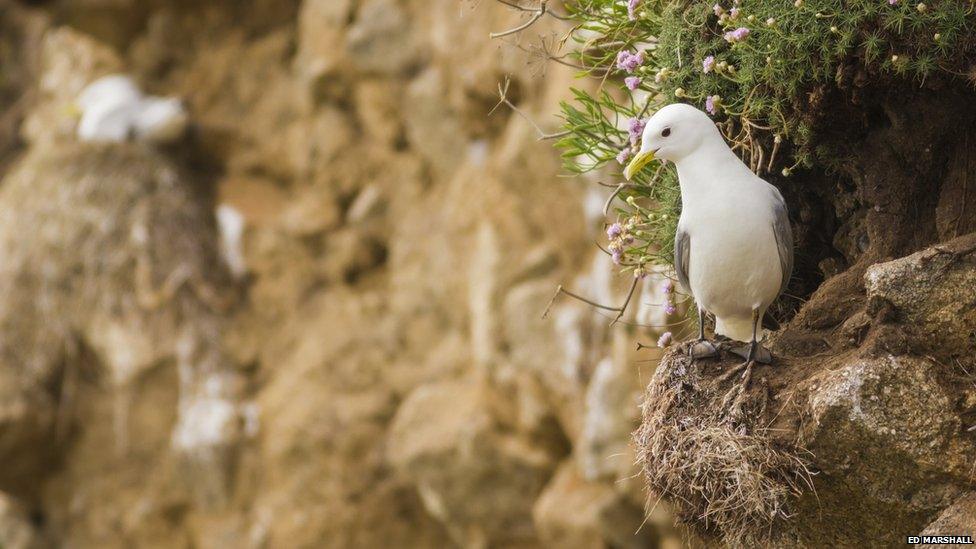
(634, 351, 814, 546)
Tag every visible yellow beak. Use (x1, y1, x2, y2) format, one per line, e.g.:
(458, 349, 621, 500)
(62, 102, 83, 119)
(623, 149, 655, 180)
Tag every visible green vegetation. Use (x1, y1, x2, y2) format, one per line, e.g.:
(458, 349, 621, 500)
(554, 0, 976, 272)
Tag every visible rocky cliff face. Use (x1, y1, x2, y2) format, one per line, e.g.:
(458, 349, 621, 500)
(5, 2, 970, 548)
(635, 162, 976, 545)
(0, 1, 683, 547)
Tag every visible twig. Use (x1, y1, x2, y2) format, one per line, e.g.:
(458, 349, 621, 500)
(490, 0, 549, 39)
(543, 284, 617, 317)
(542, 276, 641, 327)
(612, 276, 640, 325)
(767, 137, 781, 173)
(493, 0, 571, 20)
(604, 182, 638, 216)
(489, 77, 568, 140)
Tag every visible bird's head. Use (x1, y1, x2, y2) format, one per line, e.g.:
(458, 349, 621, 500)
(624, 103, 721, 180)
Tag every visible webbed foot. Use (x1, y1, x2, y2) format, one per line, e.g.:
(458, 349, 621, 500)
(687, 339, 720, 360)
(728, 343, 773, 364)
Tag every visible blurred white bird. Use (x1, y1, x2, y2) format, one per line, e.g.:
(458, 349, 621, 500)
(75, 74, 188, 144)
(625, 103, 793, 365)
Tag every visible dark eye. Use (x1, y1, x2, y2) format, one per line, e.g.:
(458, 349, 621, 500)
(661, 127, 671, 137)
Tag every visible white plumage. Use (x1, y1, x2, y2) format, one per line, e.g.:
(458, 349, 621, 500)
(76, 74, 188, 144)
(625, 104, 792, 348)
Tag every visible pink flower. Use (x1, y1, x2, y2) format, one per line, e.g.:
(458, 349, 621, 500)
(702, 55, 716, 73)
(606, 222, 624, 239)
(713, 3, 725, 16)
(616, 148, 632, 165)
(616, 50, 645, 73)
(664, 301, 677, 315)
(723, 27, 750, 43)
(657, 331, 673, 348)
(705, 95, 721, 115)
(612, 250, 624, 264)
(729, 7, 740, 19)
(888, 0, 897, 4)
(627, 117, 646, 145)
(628, 0, 641, 20)
(662, 279, 674, 294)
(625, 76, 642, 90)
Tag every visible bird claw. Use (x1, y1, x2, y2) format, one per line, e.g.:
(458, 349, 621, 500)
(687, 339, 720, 360)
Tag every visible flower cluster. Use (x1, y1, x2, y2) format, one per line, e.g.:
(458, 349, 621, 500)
(702, 55, 716, 73)
(627, 0, 641, 21)
(723, 26, 750, 43)
(627, 117, 645, 145)
(556, 0, 976, 290)
(657, 331, 673, 348)
(606, 221, 635, 264)
(616, 148, 632, 165)
(615, 49, 645, 72)
(662, 279, 677, 315)
(705, 94, 722, 115)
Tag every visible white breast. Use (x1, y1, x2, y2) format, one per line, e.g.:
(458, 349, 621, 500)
(681, 182, 782, 341)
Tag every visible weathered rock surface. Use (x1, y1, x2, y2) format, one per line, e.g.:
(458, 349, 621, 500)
(0, 0, 673, 547)
(388, 378, 558, 548)
(533, 461, 656, 549)
(795, 355, 975, 545)
(864, 233, 976, 354)
(921, 492, 976, 542)
(636, 235, 976, 547)
(0, 492, 44, 549)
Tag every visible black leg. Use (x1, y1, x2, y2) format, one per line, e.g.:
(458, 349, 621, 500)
(745, 309, 759, 363)
(727, 309, 774, 364)
(697, 307, 706, 341)
(688, 307, 719, 359)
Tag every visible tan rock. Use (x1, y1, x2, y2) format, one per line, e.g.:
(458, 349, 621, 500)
(403, 66, 467, 177)
(388, 378, 558, 548)
(533, 461, 656, 549)
(864, 233, 976, 353)
(294, 0, 354, 86)
(793, 354, 976, 544)
(920, 492, 976, 543)
(353, 79, 405, 147)
(0, 492, 44, 549)
(278, 184, 343, 237)
(578, 353, 641, 482)
(346, 0, 422, 76)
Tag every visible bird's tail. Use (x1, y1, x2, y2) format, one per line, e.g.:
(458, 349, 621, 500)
(715, 315, 762, 343)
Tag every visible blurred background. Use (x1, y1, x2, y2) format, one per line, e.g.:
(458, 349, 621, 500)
(0, 0, 688, 547)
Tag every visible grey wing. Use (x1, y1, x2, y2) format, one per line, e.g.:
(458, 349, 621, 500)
(771, 193, 794, 298)
(674, 226, 691, 295)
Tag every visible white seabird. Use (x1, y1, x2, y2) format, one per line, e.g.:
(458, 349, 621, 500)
(624, 103, 793, 364)
(75, 74, 188, 144)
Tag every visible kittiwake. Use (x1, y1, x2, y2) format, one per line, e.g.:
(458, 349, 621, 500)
(624, 103, 793, 364)
(75, 74, 188, 144)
